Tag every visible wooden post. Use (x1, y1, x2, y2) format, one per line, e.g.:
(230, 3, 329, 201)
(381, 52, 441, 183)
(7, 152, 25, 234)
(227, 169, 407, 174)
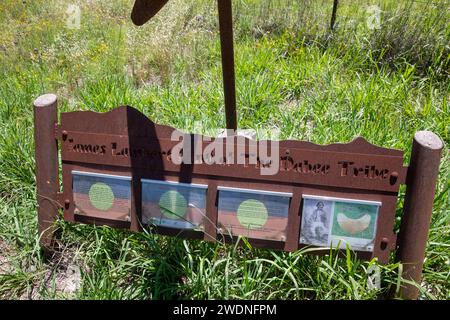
(218, 0, 237, 131)
(396, 131, 443, 299)
(330, 0, 339, 31)
(34, 94, 60, 252)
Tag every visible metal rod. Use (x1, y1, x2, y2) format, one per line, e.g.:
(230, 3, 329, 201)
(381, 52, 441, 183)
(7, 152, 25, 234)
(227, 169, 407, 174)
(396, 131, 443, 299)
(330, 0, 339, 31)
(218, 0, 237, 131)
(34, 94, 60, 253)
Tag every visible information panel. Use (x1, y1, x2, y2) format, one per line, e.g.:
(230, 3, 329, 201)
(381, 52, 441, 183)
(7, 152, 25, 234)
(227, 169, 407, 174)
(57, 105, 407, 263)
(299, 195, 381, 252)
(142, 179, 208, 230)
(217, 187, 292, 242)
(72, 171, 132, 221)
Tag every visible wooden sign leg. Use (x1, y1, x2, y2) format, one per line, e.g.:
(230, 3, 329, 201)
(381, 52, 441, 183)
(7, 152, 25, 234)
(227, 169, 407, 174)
(218, 0, 237, 131)
(396, 131, 444, 299)
(33, 94, 60, 254)
(330, 0, 339, 31)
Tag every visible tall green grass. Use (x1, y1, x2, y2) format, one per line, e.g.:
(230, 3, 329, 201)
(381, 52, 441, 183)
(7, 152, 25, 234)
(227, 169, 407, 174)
(0, 0, 448, 299)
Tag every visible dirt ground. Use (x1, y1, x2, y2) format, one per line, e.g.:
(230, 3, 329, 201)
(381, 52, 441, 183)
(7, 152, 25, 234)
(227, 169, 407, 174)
(0, 239, 82, 299)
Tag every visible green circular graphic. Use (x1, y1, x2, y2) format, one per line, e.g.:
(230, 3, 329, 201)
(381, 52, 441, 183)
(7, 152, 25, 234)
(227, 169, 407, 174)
(237, 199, 268, 229)
(89, 182, 114, 211)
(159, 190, 187, 220)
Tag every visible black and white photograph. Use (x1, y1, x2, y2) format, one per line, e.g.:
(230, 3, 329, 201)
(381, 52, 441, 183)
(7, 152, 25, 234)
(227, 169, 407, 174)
(299, 198, 333, 247)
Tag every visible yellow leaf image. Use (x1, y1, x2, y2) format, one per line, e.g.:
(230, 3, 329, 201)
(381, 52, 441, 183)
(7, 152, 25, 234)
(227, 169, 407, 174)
(337, 213, 371, 235)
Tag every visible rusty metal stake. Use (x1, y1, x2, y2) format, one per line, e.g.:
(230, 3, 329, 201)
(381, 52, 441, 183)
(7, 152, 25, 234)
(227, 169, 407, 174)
(34, 94, 60, 253)
(330, 0, 339, 31)
(396, 131, 444, 299)
(218, 0, 237, 131)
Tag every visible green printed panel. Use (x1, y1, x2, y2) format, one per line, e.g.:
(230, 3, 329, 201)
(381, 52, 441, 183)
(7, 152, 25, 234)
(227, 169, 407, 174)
(331, 202, 378, 240)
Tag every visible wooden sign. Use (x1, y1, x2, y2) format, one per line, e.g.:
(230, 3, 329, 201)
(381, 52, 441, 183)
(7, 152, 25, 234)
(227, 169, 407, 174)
(54, 105, 409, 263)
(34, 95, 443, 299)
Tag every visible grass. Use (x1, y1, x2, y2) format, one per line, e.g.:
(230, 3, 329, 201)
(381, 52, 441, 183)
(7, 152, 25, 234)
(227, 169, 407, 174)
(0, 0, 449, 299)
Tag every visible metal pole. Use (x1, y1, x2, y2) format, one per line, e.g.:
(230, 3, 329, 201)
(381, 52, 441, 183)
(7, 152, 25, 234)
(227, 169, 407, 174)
(330, 0, 339, 31)
(34, 94, 60, 252)
(218, 0, 237, 131)
(396, 131, 443, 299)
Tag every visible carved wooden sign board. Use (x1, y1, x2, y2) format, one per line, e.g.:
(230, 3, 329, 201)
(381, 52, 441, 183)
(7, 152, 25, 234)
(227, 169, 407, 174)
(55, 106, 408, 264)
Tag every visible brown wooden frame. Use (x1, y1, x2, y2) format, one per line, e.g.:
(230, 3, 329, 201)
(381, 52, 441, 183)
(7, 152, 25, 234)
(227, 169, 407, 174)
(34, 98, 443, 299)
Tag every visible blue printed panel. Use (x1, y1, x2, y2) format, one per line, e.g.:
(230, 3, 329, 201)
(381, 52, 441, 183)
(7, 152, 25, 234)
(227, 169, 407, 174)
(217, 187, 291, 241)
(72, 171, 132, 221)
(141, 179, 207, 230)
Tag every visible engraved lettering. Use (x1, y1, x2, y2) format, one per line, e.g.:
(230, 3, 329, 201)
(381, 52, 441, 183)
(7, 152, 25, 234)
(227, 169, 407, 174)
(338, 161, 354, 176)
(339, 161, 390, 180)
(71, 142, 106, 155)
